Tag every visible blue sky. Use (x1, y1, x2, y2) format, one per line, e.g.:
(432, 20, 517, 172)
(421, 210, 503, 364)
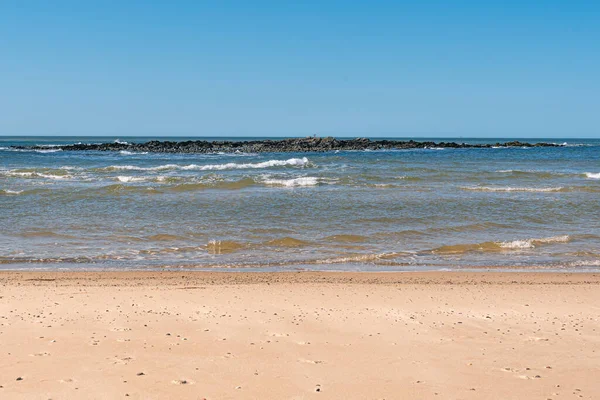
(1, 1, 598, 137)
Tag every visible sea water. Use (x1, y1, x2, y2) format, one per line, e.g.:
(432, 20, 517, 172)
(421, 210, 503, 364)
(1, 136, 599, 271)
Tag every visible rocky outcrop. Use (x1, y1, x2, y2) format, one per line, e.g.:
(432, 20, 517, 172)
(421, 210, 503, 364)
(13, 137, 560, 154)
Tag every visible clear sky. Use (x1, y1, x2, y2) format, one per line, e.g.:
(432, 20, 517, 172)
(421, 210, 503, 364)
(1, 1, 599, 138)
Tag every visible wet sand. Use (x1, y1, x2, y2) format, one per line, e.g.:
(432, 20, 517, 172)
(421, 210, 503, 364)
(1, 271, 599, 399)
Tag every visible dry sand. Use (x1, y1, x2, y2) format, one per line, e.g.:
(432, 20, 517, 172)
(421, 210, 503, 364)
(1, 271, 599, 399)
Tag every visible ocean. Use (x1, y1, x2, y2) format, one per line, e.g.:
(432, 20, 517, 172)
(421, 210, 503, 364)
(1, 136, 599, 271)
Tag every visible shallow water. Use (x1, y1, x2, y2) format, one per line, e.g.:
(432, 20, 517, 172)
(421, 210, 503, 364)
(1, 136, 599, 271)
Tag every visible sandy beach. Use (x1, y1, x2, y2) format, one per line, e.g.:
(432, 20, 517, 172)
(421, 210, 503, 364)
(1, 271, 599, 399)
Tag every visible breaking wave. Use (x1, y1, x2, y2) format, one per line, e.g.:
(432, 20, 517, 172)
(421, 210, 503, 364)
(461, 186, 564, 192)
(585, 172, 600, 179)
(1, 189, 24, 195)
(1, 170, 73, 180)
(262, 177, 319, 187)
(432, 235, 571, 254)
(499, 235, 571, 249)
(101, 157, 310, 172)
(116, 176, 148, 183)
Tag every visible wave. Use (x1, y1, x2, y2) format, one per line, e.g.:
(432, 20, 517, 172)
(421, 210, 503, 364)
(1, 170, 73, 180)
(1, 189, 24, 195)
(0, 188, 51, 196)
(311, 252, 409, 266)
(262, 177, 319, 187)
(264, 237, 310, 247)
(323, 234, 369, 243)
(494, 169, 567, 179)
(146, 234, 188, 241)
(462, 185, 600, 193)
(101, 157, 310, 172)
(165, 178, 256, 192)
(568, 260, 600, 267)
(585, 172, 600, 179)
(431, 235, 571, 254)
(92, 184, 161, 195)
(461, 186, 564, 192)
(427, 222, 510, 234)
(119, 150, 148, 155)
(18, 230, 78, 239)
(499, 235, 570, 249)
(0, 256, 99, 265)
(116, 176, 148, 183)
(207, 240, 246, 255)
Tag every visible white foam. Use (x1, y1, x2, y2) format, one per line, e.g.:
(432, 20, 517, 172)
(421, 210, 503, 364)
(569, 260, 600, 267)
(498, 235, 570, 249)
(461, 186, 563, 192)
(105, 157, 310, 172)
(1, 189, 23, 195)
(585, 172, 600, 179)
(116, 176, 147, 183)
(35, 149, 62, 153)
(5, 171, 72, 180)
(114, 139, 129, 144)
(119, 150, 148, 155)
(263, 177, 319, 187)
(38, 173, 71, 179)
(499, 240, 535, 249)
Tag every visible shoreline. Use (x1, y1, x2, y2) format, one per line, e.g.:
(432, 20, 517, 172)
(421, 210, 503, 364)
(2, 270, 600, 286)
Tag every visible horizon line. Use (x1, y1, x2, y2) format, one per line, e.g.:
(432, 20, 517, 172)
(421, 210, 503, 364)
(1, 134, 599, 139)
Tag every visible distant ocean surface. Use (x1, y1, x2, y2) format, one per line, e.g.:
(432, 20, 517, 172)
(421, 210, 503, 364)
(2, 136, 599, 272)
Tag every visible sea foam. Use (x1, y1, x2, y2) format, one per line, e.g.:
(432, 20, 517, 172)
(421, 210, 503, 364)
(104, 157, 310, 172)
(116, 176, 148, 183)
(1, 189, 24, 195)
(461, 186, 563, 192)
(262, 177, 319, 187)
(499, 235, 571, 249)
(4, 171, 72, 180)
(585, 172, 600, 179)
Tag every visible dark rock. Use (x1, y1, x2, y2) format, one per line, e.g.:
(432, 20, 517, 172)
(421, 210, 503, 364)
(12, 137, 560, 154)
